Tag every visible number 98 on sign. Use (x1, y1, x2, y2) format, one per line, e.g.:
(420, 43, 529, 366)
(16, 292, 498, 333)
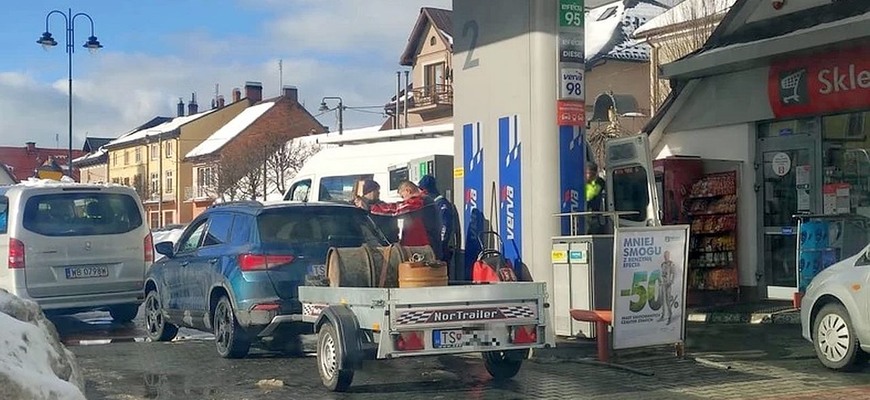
(560, 68, 584, 101)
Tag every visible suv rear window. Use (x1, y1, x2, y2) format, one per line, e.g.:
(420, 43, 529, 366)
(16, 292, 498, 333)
(257, 207, 387, 248)
(23, 192, 143, 236)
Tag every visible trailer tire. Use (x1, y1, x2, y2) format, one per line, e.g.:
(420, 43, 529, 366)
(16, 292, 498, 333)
(483, 349, 527, 380)
(317, 322, 354, 392)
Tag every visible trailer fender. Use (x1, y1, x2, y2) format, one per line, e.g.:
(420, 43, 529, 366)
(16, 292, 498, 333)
(314, 305, 363, 370)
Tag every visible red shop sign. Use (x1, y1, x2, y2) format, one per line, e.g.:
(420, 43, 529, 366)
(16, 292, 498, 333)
(768, 45, 870, 119)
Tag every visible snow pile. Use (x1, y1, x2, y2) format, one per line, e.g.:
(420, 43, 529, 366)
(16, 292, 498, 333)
(0, 290, 85, 400)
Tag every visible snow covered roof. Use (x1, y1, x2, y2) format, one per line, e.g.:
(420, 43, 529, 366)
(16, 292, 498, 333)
(71, 147, 107, 165)
(317, 123, 453, 145)
(106, 109, 217, 148)
(586, 0, 680, 64)
(633, 0, 736, 39)
(185, 102, 276, 159)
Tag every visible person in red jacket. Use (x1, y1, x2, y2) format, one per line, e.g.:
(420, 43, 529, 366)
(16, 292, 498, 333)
(368, 180, 443, 260)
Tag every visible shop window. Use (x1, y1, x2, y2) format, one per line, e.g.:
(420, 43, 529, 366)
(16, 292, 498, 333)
(822, 111, 870, 217)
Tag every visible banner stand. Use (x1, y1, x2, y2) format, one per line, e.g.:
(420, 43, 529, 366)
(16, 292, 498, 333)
(608, 224, 691, 368)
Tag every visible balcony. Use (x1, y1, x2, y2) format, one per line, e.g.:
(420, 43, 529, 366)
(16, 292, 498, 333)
(411, 84, 452, 110)
(184, 185, 216, 201)
(144, 191, 176, 204)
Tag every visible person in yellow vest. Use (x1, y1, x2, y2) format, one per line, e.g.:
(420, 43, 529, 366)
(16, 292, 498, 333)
(585, 162, 605, 212)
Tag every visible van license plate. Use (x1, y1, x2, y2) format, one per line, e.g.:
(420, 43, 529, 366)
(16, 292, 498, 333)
(432, 329, 464, 349)
(65, 266, 109, 279)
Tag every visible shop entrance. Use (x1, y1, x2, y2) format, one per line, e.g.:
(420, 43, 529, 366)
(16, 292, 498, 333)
(757, 135, 818, 300)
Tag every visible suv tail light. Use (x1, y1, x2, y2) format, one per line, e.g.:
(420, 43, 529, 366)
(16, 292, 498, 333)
(144, 233, 154, 263)
(238, 254, 295, 271)
(8, 238, 25, 269)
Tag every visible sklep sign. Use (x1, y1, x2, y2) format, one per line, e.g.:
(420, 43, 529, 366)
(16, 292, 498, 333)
(768, 45, 870, 118)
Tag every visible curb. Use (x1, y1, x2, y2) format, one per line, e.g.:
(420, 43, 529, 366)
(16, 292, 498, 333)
(686, 309, 800, 325)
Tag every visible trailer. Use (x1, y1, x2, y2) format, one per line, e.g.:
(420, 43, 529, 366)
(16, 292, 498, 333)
(295, 282, 555, 392)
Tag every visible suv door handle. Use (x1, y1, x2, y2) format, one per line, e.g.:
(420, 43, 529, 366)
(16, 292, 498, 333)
(209, 258, 219, 264)
(181, 261, 190, 267)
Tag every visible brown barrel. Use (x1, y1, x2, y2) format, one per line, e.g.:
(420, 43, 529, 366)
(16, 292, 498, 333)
(399, 261, 448, 288)
(365, 244, 403, 288)
(326, 246, 374, 288)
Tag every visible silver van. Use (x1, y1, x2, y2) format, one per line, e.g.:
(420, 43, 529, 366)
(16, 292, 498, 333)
(0, 183, 151, 322)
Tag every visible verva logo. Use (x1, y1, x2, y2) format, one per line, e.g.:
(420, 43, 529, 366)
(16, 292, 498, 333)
(501, 185, 516, 240)
(465, 188, 478, 210)
(768, 45, 870, 118)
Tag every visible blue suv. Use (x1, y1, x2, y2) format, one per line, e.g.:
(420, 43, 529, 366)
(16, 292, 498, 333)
(143, 201, 388, 358)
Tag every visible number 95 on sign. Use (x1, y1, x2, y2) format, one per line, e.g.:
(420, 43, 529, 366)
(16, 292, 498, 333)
(560, 68, 584, 101)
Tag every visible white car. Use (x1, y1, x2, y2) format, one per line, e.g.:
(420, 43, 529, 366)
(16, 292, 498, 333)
(801, 244, 870, 371)
(0, 181, 151, 322)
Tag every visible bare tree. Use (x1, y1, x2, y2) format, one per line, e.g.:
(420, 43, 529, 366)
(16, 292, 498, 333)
(132, 173, 149, 200)
(215, 138, 265, 201)
(588, 108, 634, 168)
(266, 136, 321, 196)
(645, 0, 727, 112)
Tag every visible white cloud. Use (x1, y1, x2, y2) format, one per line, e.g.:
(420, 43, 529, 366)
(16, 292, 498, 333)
(0, 1, 452, 147)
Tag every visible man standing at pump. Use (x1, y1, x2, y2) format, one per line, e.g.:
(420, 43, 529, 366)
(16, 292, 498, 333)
(418, 175, 460, 266)
(353, 179, 399, 242)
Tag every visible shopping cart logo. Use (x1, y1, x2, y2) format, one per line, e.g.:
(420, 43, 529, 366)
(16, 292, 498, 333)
(779, 68, 808, 105)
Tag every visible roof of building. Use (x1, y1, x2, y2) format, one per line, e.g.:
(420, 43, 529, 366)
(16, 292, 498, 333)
(106, 108, 218, 148)
(82, 137, 115, 153)
(633, 0, 736, 39)
(185, 101, 276, 159)
(400, 7, 454, 66)
(0, 144, 86, 181)
(642, 0, 870, 135)
(586, 0, 682, 65)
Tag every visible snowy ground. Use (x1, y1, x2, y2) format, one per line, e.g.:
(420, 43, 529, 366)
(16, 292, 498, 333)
(0, 290, 85, 400)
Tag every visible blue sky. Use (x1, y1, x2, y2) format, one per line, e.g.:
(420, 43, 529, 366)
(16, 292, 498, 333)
(0, 0, 451, 147)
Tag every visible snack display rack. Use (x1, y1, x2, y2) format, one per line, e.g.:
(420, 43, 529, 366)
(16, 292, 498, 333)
(686, 171, 740, 306)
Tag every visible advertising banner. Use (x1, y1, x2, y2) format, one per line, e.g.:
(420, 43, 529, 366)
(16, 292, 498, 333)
(559, 125, 585, 234)
(463, 122, 484, 224)
(499, 115, 523, 263)
(612, 225, 690, 350)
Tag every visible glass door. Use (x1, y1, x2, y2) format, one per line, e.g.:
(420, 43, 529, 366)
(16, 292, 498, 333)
(758, 137, 817, 300)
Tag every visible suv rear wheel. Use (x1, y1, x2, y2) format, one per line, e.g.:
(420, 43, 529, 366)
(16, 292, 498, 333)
(109, 304, 140, 323)
(214, 296, 250, 358)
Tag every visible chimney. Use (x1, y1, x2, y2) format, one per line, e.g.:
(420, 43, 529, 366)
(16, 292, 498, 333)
(282, 85, 298, 102)
(232, 88, 241, 103)
(188, 93, 199, 115)
(25, 142, 36, 153)
(217, 95, 225, 108)
(177, 97, 185, 117)
(211, 98, 217, 110)
(244, 81, 263, 103)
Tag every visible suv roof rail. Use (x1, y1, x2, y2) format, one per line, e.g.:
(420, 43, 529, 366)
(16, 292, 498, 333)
(208, 200, 263, 209)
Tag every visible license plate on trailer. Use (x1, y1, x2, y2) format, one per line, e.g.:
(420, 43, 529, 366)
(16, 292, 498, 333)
(433, 329, 464, 349)
(64, 266, 109, 279)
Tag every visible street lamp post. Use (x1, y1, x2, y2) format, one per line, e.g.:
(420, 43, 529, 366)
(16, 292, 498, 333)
(319, 97, 344, 135)
(37, 8, 103, 180)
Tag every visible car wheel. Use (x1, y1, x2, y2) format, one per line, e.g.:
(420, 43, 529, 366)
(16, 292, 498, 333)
(317, 322, 353, 392)
(814, 303, 862, 371)
(109, 304, 140, 323)
(213, 296, 250, 359)
(144, 290, 178, 342)
(483, 349, 526, 380)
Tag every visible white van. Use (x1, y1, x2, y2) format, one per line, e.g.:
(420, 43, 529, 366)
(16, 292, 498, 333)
(0, 182, 151, 322)
(283, 134, 454, 203)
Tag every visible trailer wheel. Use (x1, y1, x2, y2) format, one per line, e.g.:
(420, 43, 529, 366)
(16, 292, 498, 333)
(483, 349, 527, 380)
(317, 322, 354, 392)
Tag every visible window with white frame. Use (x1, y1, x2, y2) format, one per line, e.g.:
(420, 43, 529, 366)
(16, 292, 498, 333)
(135, 147, 142, 163)
(165, 170, 173, 194)
(150, 173, 159, 196)
(124, 151, 129, 165)
(197, 167, 214, 197)
(165, 141, 173, 158)
(150, 143, 158, 160)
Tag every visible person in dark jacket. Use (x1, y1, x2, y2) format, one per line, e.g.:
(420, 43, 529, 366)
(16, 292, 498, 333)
(368, 180, 443, 260)
(418, 175, 458, 264)
(353, 180, 399, 242)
